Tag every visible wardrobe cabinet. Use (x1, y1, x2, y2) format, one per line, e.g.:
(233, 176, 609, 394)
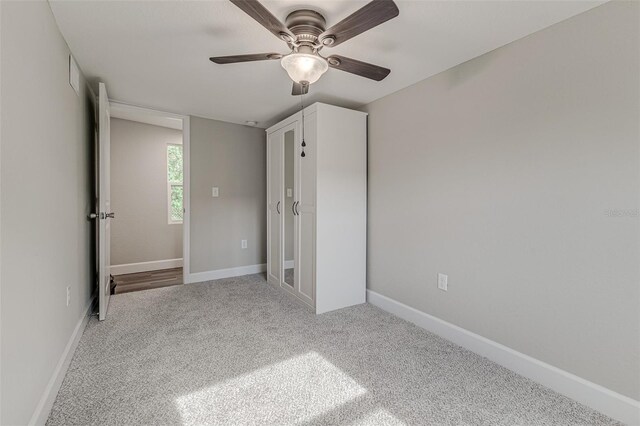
(266, 103, 367, 314)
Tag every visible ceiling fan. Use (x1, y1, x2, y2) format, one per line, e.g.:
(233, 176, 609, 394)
(209, 0, 399, 95)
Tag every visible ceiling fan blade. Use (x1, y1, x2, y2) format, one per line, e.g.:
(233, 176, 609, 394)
(292, 82, 309, 96)
(209, 53, 283, 64)
(319, 0, 399, 48)
(327, 55, 390, 81)
(230, 0, 295, 42)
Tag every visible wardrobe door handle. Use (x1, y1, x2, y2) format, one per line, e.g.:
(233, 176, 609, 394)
(292, 201, 297, 215)
(276, 201, 280, 214)
(295, 201, 300, 216)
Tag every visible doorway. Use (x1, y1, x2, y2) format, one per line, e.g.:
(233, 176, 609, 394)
(105, 102, 190, 297)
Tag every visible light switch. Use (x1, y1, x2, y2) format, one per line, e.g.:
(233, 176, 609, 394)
(212, 187, 219, 197)
(287, 188, 292, 198)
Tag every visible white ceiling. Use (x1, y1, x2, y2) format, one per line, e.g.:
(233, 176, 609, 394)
(50, 0, 605, 128)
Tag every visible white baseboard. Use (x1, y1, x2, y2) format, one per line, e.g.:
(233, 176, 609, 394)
(29, 293, 96, 426)
(367, 290, 640, 425)
(284, 260, 294, 269)
(187, 263, 266, 284)
(110, 258, 183, 275)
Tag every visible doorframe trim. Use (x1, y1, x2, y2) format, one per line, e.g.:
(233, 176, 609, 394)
(182, 116, 191, 285)
(108, 101, 191, 284)
(110, 101, 183, 130)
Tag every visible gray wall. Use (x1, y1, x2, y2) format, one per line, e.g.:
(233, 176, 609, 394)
(110, 118, 182, 266)
(0, 1, 94, 424)
(363, 1, 639, 400)
(190, 116, 266, 273)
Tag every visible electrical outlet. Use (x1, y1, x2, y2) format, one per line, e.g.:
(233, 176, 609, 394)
(241, 239, 247, 249)
(66, 286, 71, 306)
(437, 273, 448, 291)
(212, 187, 219, 197)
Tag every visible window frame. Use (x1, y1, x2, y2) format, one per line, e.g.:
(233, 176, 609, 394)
(167, 143, 184, 225)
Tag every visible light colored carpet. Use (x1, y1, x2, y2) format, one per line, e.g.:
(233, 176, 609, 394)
(47, 274, 618, 425)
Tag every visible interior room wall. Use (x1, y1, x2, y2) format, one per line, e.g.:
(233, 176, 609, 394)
(189, 116, 266, 274)
(110, 118, 183, 267)
(0, 1, 94, 424)
(363, 0, 639, 401)
(284, 130, 294, 264)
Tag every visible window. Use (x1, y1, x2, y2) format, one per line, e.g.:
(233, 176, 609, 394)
(167, 144, 183, 224)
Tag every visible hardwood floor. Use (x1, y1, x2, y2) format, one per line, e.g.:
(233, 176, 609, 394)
(113, 268, 183, 294)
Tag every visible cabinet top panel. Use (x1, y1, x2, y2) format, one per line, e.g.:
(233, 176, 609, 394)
(266, 102, 367, 135)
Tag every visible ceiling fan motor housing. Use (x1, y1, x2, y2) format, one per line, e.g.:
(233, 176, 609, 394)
(285, 9, 326, 44)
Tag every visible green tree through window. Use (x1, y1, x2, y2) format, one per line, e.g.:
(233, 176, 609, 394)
(167, 144, 183, 223)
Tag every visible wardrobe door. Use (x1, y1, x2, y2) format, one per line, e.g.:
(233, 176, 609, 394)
(266, 130, 283, 286)
(295, 112, 316, 306)
(281, 125, 298, 295)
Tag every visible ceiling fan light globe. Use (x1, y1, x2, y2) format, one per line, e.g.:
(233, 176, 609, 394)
(281, 53, 328, 85)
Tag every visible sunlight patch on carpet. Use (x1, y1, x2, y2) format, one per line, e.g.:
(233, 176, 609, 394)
(174, 352, 367, 425)
(350, 408, 406, 425)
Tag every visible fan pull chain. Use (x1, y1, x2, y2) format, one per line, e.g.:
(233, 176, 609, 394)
(300, 90, 306, 158)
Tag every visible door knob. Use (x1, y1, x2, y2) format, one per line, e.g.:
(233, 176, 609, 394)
(88, 213, 98, 219)
(105, 212, 115, 219)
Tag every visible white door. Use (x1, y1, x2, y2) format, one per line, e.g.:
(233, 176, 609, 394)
(266, 129, 282, 286)
(98, 82, 112, 321)
(295, 112, 316, 306)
